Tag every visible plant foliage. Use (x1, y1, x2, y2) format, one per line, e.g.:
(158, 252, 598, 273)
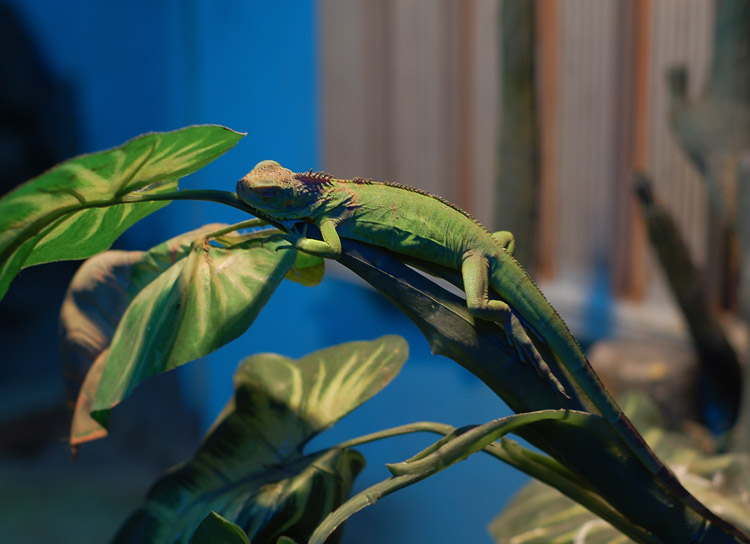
(1, 125, 748, 544)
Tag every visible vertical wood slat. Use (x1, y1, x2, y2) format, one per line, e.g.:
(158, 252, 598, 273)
(320, 0, 486, 214)
(471, 0, 500, 228)
(535, 0, 560, 279)
(648, 0, 714, 267)
(611, 0, 651, 299)
(556, 0, 621, 281)
(319, 0, 389, 179)
(495, 0, 539, 268)
(457, 0, 476, 212)
(391, 0, 450, 198)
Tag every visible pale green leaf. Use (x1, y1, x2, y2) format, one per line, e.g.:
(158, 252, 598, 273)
(61, 225, 227, 446)
(59, 226, 296, 444)
(232, 336, 408, 447)
(89, 230, 298, 426)
(0, 125, 244, 300)
(113, 336, 407, 544)
(284, 251, 325, 286)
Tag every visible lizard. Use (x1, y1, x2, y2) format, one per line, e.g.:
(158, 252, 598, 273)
(236, 159, 666, 475)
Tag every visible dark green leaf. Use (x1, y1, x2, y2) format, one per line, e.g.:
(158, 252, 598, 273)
(0, 125, 244, 301)
(113, 336, 407, 544)
(191, 512, 251, 544)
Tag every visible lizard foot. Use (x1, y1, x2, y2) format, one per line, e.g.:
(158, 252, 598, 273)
(503, 313, 571, 399)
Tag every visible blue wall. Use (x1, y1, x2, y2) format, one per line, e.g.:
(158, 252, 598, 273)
(5, 2, 525, 542)
(10, 0, 318, 242)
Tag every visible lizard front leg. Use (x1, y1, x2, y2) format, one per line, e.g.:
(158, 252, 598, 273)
(291, 218, 342, 259)
(461, 251, 568, 397)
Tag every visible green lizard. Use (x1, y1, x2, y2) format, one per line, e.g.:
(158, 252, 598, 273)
(236, 159, 664, 474)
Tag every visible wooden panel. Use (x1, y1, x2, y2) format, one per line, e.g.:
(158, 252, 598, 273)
(648, 0, 714, 266)
(319, 0, 391, 180)
(535, 0, 560, 279)
(319, 0, 497, 225)
(390, 0, 453, 197)
(318, 0, 720, 308)
(610, 0, 650, 299)
(556, 0, 620, 280)
(471, 0, 500, 227)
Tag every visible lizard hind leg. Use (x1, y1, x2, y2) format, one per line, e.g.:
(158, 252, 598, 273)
(491, 230, 515, 256)
(461, 251, 569, 398)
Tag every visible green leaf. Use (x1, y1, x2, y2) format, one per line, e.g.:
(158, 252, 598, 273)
(91, 230, 298, 427)
(284, 251, 325, 286)
(191, 512, 251, 544)
(113, 336, 407, 544)
(61, 226, 215, 446)
(61, 249, 147, 446)
(0, 125, 244, 301)
(59, 225, 297, 444)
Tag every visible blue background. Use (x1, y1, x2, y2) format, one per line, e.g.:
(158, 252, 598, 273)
(1, 2, 526, 542)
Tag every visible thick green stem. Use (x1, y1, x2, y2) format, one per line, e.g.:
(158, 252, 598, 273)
(205, 219, 268, 239)
(335, 421, 455, 450)
(310, 411, 660, 544)
(121, 189, 288, 231)
(123, 189, 253, 212)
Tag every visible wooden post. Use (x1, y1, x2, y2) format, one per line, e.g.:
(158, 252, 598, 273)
(612, 0, 651, 299)
(496, 0, 539, 269)
(457, 0, 476, 212)
(534, 0, 559, 280)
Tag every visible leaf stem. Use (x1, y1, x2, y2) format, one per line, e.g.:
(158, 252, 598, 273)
(312, 411, 661, 544)
(121, 189, 288, 230)
(205, 219, 268, 239)
(123, 189, 252, 212)
(335, 421, 456, 450)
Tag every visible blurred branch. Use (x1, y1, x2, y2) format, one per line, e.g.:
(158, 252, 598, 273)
(634, 174, 742, 434)
(732, 156, 750, 452)
(496, 0, 539, 268)
(667, 0, 750, 312)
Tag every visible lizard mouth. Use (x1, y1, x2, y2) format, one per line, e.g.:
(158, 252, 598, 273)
(236, 180, 273, 204)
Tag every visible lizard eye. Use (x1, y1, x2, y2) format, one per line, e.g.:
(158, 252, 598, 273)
(253, 160, 281, 170)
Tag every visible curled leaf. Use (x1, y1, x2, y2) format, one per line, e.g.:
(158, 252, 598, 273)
(60, 226, 298, 447)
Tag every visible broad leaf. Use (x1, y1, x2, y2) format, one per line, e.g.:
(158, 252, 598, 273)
(0, 125, 244, 301)
(61, 250, 146, 445)
(60, 225, 298, 444)
(488, 394, 750, 543)
(61, 225, 227, 446)
(113, 336, 408, 544)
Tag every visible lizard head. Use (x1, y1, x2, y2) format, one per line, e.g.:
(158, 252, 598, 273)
(237, 160, 316, 218)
